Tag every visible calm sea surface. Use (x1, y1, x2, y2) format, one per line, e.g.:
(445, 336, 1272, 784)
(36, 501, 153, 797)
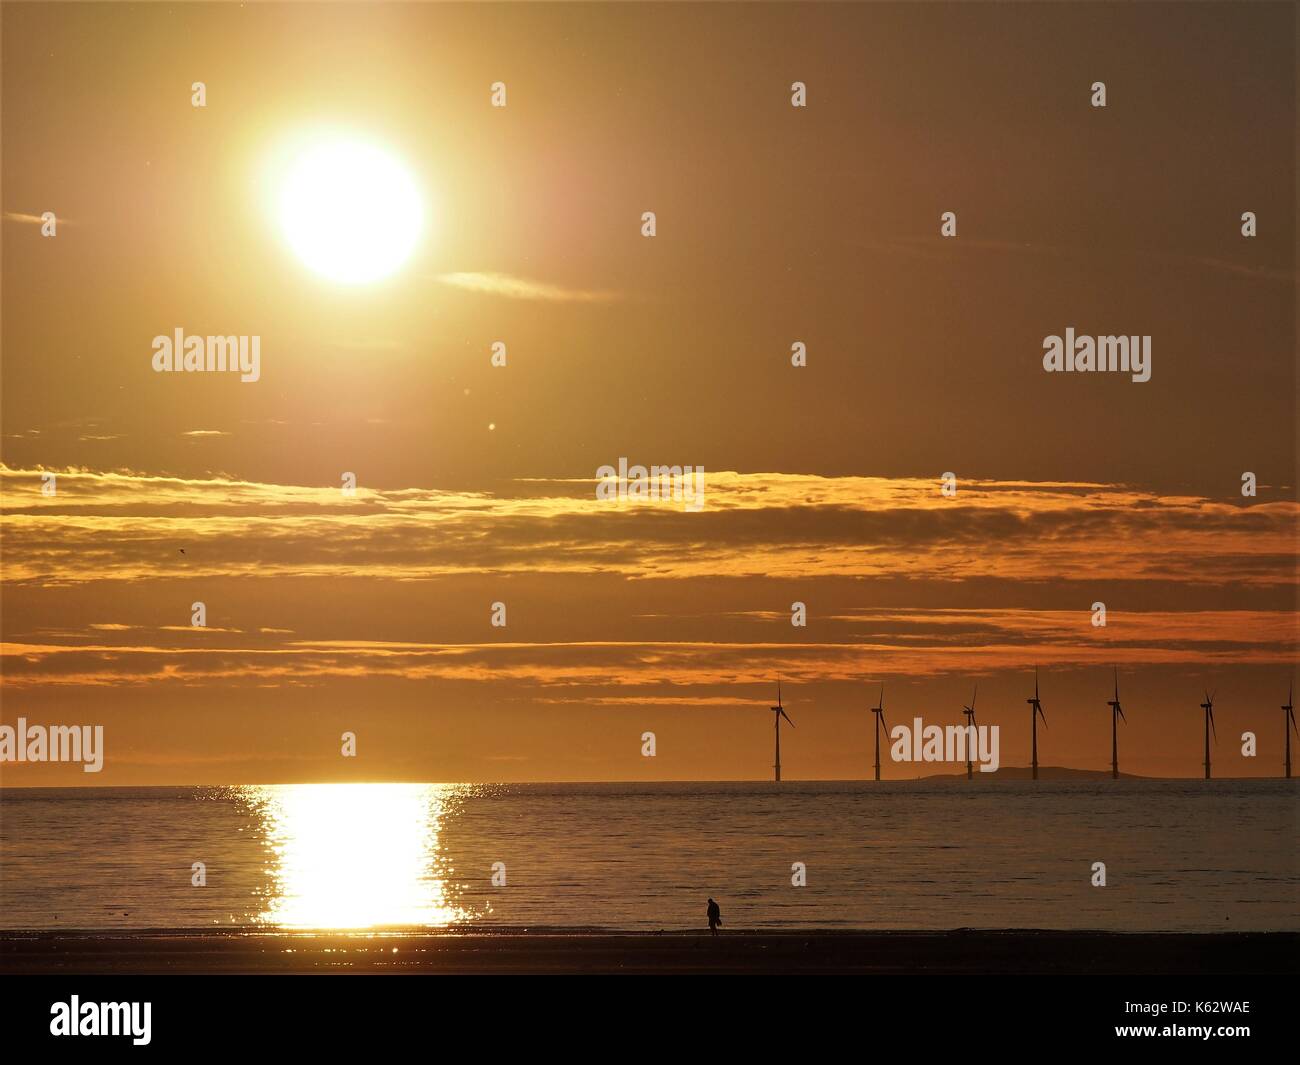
(1, 781, 1296, 932)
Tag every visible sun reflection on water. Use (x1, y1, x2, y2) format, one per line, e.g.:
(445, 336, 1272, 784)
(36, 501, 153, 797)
(244, 783, 470, 929)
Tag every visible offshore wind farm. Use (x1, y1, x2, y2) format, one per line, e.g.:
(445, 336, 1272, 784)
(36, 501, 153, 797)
(746, 672, 1299, 783)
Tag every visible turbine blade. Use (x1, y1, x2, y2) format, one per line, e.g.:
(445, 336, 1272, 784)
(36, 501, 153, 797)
(1209, 708, 1217, 741)
(780, 708, 794, 728)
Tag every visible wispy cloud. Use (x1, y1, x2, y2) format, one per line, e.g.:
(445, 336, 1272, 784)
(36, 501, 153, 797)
(435, 271, 619, 303)
(3, 608, 1295, 690)
(3, 211, 73, 226)
(0, 465, 1295, 588)
(854, 235, 1295, 285)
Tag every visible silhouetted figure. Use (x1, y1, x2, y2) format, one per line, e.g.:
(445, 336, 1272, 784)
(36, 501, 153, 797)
(707, 897, 721, 937)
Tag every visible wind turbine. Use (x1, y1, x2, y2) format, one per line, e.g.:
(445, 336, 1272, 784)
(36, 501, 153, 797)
(1027, 668, 1047, 780)
(770, 680, 794, 782)
(1200, 690, 1217, 779)
(1283, 682, 1296, 779)
(1107, 668, 1126, 780)
(961, 685, 978, 780)
(870, 684, 888, 782)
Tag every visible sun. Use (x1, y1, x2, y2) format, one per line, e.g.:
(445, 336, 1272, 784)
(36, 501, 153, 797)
(277, 137, 424, 285)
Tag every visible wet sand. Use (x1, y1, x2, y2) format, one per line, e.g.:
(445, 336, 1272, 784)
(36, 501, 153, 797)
(2, 929, 1295, 975)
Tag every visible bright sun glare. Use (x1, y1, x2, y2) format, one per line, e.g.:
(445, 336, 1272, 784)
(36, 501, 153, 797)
(251, 783, 466, 929)
(277, 138, 424, 285)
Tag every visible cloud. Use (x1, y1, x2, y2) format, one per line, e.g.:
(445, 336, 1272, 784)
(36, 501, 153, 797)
(0, 466, 1294, 699)
(853, 235, 1295, 285)
(2, 608, 1295, 690)
(434, 271, 619, 303)
(0, 464, 1295, 588)
(181, 430, 231, 438)
(3, 211, 74, 226)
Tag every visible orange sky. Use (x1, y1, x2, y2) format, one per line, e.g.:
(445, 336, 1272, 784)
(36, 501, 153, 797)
(1, 2, 1296, 784)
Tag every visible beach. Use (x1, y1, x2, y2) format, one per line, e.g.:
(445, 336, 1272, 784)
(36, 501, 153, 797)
(2, 929, 1294, 976)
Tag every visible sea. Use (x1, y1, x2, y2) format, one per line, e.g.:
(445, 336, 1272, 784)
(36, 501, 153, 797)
(1, 781, 1296, 932)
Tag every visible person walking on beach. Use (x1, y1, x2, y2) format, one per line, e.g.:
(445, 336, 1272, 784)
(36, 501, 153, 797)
(707, 897, 722, 937)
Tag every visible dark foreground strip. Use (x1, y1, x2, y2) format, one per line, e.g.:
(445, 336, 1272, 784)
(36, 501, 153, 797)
(1, 929, 1294, 975)
(0, 931, 1294, 1053)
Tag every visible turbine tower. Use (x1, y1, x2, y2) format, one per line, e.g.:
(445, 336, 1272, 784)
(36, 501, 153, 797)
(1027, 668, 1047, 781)
(961, 685, 978, 780)
(1200, 690, 1217, 780)
(1283, 682, 1296, 779)
(1107, 668, 1126, 780)
(870, 684, 887, 782)
(770, 681, 794, 782)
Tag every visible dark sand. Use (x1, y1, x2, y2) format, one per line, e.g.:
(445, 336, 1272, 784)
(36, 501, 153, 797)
(2, 929, 1295, 975)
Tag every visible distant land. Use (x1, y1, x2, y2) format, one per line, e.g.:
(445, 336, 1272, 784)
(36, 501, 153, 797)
(916, 766, 1148, 782)
(916, 768, 1298, 782)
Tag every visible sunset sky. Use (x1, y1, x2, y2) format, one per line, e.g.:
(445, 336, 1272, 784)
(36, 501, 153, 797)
(2, 2, 1295, 784)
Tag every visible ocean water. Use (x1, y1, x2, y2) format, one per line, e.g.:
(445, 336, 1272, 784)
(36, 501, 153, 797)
(0, 781, 1295, 932)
